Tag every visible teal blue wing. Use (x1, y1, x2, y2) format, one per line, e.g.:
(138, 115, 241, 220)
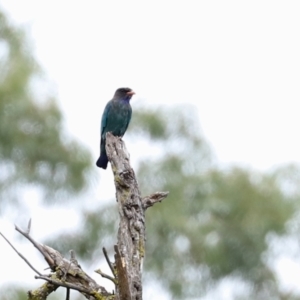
(101, 100, 112, 138)
(122, 105, 132, 136)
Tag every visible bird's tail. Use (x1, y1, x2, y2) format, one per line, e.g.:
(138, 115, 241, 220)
(96, 153, 108, 169)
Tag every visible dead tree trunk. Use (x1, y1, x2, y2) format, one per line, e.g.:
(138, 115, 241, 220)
(106, 132, 145, 300)
(105, 133, 168, 299)
(1, 133, 168, 300)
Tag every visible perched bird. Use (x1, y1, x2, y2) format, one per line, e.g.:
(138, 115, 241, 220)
(96, 87, 135, 169)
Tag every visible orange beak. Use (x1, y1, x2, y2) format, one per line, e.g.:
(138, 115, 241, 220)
(126, 91, 135, 96)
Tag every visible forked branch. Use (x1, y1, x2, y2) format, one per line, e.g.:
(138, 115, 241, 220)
(1, 134, 168, 300)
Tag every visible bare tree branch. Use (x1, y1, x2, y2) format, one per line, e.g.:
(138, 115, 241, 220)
(34, 274, 93, 295)
(102, 247, 117, 279)
(95, 268, 117, 284)
(3, 134, 168, 300)
(105, 133, 169, 300)
(27, 281, 58, 300)
(0, 232, 42, 276)
(15, 223, 56, 270)
(8, 222, 113, 300)
(142, 192, 169, 209)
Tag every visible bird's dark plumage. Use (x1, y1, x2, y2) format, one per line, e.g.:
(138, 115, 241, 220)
(96, 87, 134, 169)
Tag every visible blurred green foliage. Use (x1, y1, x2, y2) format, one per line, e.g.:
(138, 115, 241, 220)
(0, 286, 28, 300)
(0, 10, 92, 206)
(52, 105, 300, 299)
(131, 107, 299, 299)
(2, 6, 300, 300)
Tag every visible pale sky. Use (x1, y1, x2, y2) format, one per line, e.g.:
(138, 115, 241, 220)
(1, 1, 300, 299)
(2, 0, 300, 170)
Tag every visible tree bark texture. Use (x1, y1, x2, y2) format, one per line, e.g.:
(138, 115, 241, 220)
(106, 133, 145, 300)
(1, 133, 168, 300)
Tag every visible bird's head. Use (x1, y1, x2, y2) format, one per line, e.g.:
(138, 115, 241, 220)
(114, 87, 135, 101)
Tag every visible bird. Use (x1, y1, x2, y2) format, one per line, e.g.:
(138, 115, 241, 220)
(96, 87, 135, 169)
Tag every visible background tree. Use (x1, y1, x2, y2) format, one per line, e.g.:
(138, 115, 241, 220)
(49, 105, 300, 299)
(0, 10, 92, 209)
(0, 9, 92, 300)
(2, 6, 300, 300)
